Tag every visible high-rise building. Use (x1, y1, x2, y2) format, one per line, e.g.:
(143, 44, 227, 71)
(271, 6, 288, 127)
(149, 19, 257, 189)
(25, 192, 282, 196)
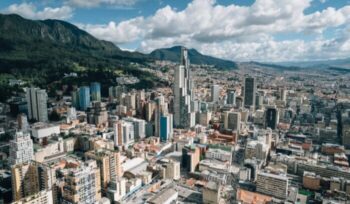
(79, 86, 90, 111)
(265, 106, 279, 130)
(26, 87, 48, 122)
(61, 160, 101, 204)
(9, 131, 34, 166)
(85, 150, 123, 192)
(255, 92, 263, 110)
(224, 111, 241, 132)
(173, 47, 195, 128)
(124, 92, 136, 110)
(90, 82, 101, 102)
(113, 121, 135, 147)
(87, 102, 108, 127)
(182, 145, 200, 172)
(17, 114, 29, 132)
(162, 160, 180, 180)
(11, 161, 54, 202)
(279, 88, 287, 101)
(226, 89, 236, 105)
(124, 117, 146, 140)
(72, 90, 80, 109)
(211, 85, 220, 102)
(244, 77, 256, 109)
(256, 170, 289, 199)
(160, 114, 173, 142)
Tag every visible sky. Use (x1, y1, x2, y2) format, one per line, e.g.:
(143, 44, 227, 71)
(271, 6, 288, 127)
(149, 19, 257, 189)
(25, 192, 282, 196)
(0, 0, 350, 62)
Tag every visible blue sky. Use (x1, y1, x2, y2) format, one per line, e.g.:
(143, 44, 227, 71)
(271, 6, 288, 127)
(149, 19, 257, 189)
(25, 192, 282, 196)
(1, 0, 350, 62)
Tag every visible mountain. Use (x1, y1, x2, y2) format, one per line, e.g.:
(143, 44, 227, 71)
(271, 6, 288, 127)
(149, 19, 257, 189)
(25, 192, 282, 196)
(149, 46, 237, 69)
(0, 14, 164, 95)
(270, 58, 350, 69)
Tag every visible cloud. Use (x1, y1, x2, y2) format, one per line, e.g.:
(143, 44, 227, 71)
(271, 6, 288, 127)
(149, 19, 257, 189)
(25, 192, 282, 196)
(3, 3, 73, 20)
(66, 0, 138, 8)
(79, 0, 350, 61)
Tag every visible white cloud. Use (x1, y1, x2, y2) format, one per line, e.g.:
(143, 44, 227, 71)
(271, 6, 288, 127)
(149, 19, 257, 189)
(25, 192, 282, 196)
(66, 0, 138, 8)
(79, 0, 350, 61)
(3, 3, 73, 20)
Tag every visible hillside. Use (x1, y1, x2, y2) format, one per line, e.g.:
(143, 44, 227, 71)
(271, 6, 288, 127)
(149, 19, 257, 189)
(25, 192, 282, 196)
(150, 46, 237, 69)
(0, 14, 161, 100)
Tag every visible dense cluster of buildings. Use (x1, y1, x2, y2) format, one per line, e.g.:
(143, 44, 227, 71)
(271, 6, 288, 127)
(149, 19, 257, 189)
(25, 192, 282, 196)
(1, 48, 350, 204)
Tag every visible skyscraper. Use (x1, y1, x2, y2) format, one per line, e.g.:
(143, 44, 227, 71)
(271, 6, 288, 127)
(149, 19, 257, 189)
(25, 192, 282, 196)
(90, 82, 101, 102)
(11, 161, 54, 201)
(17, 113, 29, 132)
(265, 106, 279, 130)
(244, 77, 256, 109)
(226, 89, 236, 105)
(160, 114, 173, 142)
(224, 111, 241, 132)
(85, 149, 123, 192)
(9, 131, 34, 166)
(61, 160, 101, 204)
(79, 86, 90, 111)
(211, 85, 220, 102)
(173, 47, 195, 128)
(26, 87, 48, 122)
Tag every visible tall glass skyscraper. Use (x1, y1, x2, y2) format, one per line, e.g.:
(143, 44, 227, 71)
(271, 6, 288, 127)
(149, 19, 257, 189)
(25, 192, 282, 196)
(173, 47, 195, 128)
(90, 82, 101, 102)
(244, 77, 256, 109)
(79, 86, 90, 111)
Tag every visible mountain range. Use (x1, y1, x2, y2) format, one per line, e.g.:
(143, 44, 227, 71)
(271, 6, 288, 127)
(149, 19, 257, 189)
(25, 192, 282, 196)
(0, 13, 237, 71)
(150, 46, 237, 69)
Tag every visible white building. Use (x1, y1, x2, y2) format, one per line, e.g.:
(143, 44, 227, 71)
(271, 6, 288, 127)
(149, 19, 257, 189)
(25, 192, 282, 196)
(31, 123, 60, 142)
(9, 132, 34, 165)
(211, 84, 220, 102)
(256, 170, 289, 199)
(173, 48, 195, 129)
(205, 148, 232, 163)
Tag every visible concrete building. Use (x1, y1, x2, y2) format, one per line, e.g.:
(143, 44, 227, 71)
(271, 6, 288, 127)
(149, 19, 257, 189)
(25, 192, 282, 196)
(26, 87, 48, 122)
(17, 114, 29, 132)
(211, 85, 220, 102)
(224, 111, 241, 132)
(303, 171, 321, 190)
(182, 145, 200, 172)
(85, 150, 123, 192)
(148, 188, 178, 204)
(61, 160, 101, 204)
(11, 161, 54, 202)
(12, 190, 53, 204)
(9, 131, 34, 165)
(87, 102, 108, 127)
(113, 120, 135, 147)
(205, 148, 232, 163)
(203, 181, 221, 204)
(226, 89, 236, 105)
(31, 123, 60, 142)
(256, 170, 289, 199)
(124, 117, 146, 140)
(161, 160, 180, 180)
